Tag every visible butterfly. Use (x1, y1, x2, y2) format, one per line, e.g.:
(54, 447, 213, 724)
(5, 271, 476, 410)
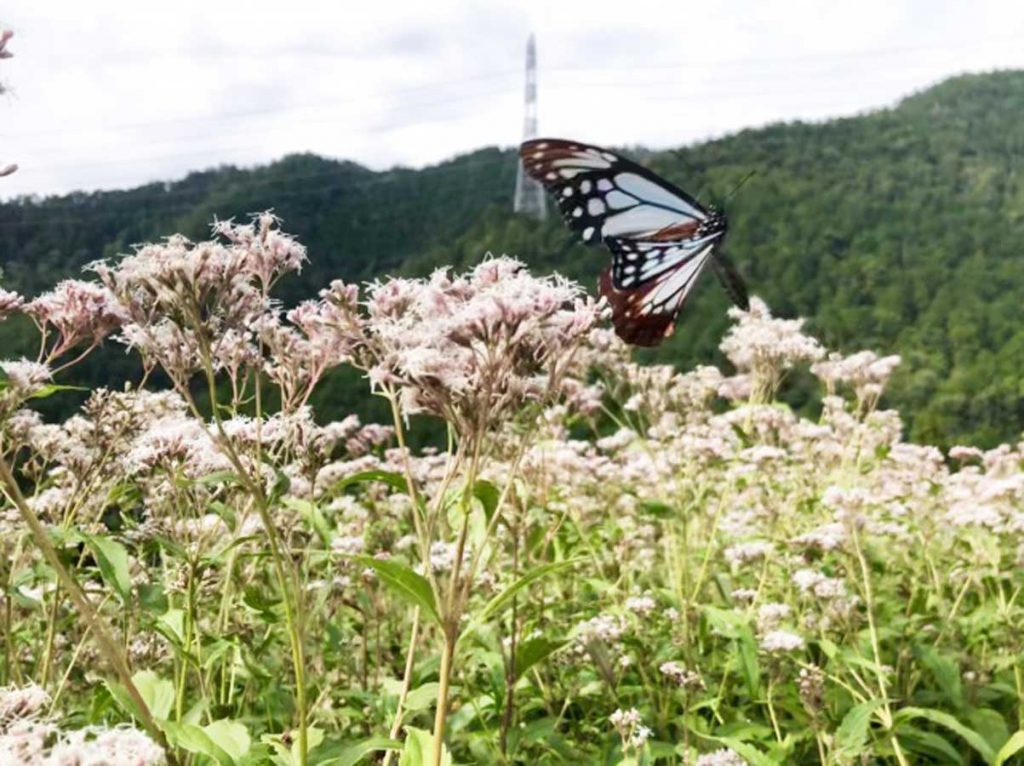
(519, 138, 749, 346)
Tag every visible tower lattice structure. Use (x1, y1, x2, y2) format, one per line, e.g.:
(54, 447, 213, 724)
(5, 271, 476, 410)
(513, 34, 547, 220)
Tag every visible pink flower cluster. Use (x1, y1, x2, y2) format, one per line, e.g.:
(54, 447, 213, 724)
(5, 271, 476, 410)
(293, 257, 603, 429)
(24, 281, 127, 358)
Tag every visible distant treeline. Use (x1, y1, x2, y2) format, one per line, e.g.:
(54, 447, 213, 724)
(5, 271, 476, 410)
(2, 70, 1024, 447)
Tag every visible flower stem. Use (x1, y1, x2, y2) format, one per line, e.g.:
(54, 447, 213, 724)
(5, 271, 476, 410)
(0, 456, 179, 766)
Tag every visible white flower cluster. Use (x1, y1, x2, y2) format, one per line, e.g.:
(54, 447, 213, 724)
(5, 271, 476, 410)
(0, 685, 164, 765)
(695, 748, 748, 766)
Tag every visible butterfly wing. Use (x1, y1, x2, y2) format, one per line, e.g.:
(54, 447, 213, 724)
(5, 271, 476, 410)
(600, 238, 718, 346)
(520, 138, 709, 245)
(520, 137, 746, 346)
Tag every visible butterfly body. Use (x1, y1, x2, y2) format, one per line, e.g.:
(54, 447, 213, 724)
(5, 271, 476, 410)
(519, 138, 748, 346)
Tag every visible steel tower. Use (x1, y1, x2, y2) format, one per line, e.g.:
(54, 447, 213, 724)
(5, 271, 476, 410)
(513, 34, 547, 220)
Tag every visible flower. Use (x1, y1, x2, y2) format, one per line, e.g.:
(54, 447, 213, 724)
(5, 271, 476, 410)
(695, 748, 748, 766)
(24, 280, 126, 355)
(659, 661, 705, 690)
(759, 630, 805, 653)
(0, 360, 51, 398)
(0, 684, 49, 724)
(624, 594, 657, 616)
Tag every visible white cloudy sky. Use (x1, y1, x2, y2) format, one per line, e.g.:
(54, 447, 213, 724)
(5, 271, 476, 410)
(2, 0, 1024, 199)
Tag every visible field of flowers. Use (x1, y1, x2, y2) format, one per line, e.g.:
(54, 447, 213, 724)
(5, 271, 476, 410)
(1, 214, 1023, 765)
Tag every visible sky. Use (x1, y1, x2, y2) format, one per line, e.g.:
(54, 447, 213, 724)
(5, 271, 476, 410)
(2, 1, 1024, 199)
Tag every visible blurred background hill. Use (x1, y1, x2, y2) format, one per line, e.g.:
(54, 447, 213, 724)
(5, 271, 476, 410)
(2, 70, 1023, 447)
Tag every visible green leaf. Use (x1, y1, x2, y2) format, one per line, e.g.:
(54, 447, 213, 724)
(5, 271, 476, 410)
(399, 727, 451, 766)
(899, 725, 965, 764)
(163, 721, 236, 765)
(994, 730, 1024, 765)
(894, 706, 996, 763)
(713, 737, 775, 766)
(834, 699, 884, 759)
(914, 646, 964, 710)
(132, 670, 175, 722)
(194, 470, 243, 487)
(514, 637, 568, 680)
(968, 708, 1010, 754)
(353, 555, 440, 626)
(735, 628, 761, 700)
(29, 383, 88, 400)
(104, 679, 144, 722)
(702, 607, 760, 697)
(202, 720, 251, 761)
(318, 737, 402, 766)
(284, 497, 331, 544)
(82, 534, 133, 602)
(403, 683, 441, 713)
(478, 560, 577, 623)
(333, 470, 410, 495)
(472, 479, 501, 521)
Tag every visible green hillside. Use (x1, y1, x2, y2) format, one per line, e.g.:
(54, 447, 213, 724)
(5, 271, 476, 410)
(2, 70, 1023, 446)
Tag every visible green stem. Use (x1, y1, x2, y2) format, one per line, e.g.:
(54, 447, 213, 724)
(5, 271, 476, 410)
(382, 608, 421, 766)
(0, 457, 179, 766)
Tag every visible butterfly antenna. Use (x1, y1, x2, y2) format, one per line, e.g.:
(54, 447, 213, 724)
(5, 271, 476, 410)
(723, 170, 757, 204)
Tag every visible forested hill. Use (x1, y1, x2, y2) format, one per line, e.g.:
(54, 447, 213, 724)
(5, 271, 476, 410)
(2, 70, 1023, 446)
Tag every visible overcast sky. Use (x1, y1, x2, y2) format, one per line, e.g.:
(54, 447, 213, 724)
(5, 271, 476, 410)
(2, 1, 1024, 199)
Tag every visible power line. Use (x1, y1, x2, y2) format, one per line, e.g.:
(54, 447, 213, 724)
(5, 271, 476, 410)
(3, 32, 1021, 144)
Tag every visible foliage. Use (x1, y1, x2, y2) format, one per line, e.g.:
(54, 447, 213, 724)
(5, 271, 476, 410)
(2, 218, 1024, 764)
(4, 72, 1024, 444)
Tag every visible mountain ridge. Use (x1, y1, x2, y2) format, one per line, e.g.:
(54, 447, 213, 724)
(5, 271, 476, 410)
(2, 69, 1023, 445)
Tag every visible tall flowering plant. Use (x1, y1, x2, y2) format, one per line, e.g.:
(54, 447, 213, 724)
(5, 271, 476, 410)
(293, 257, 602, 763)
(3, 213, 1023, 766)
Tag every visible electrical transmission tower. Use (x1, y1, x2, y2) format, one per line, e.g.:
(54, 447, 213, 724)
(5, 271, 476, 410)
(513, 34, 547, 220)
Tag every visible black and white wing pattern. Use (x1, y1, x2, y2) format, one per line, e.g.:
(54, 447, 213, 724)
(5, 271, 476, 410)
(520, 138, 749, 346)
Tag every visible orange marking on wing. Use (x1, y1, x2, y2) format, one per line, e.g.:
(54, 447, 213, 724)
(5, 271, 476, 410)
(649, 222, 700, 241)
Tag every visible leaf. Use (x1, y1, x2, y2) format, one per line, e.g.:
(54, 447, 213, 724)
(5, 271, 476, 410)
(899, 725, 965, 764)
(82, 534, 133, 602)
(268, 469, 291, 505)
(734, 627, 761, 700)
(163, 721, 236, 765)
(472, 479, 500, 521)
(29, 383, 87, 400)
(514, 637, 568, 680)
(399, 727, 451, 766)
(894, 706, 996, 763)
(318, 737, 402, 766)
(284, 497, 331, 544)
(202, 720, 251, 761)
(702, 606, 760, 697)
(914, 645, 964, 710)
(194, 470, 243, 487)
(994, 730, 1024, 765)
(403, 683, 440, 713)
(478, 560, 577, 623)
(713, 737, 775, 766)
(834, 699, 884, 759)
(353, 555, 440, 626)
(333, 470, 410, 495)
(968, 708, 1010, 754)
(132, 670, 175, 722)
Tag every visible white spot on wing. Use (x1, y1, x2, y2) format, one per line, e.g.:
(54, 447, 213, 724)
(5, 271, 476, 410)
(605, 190, 635, 210)
(615, 173, 705, 219)
(602, 207, 686, 238)
(587, 198, 606, 216)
